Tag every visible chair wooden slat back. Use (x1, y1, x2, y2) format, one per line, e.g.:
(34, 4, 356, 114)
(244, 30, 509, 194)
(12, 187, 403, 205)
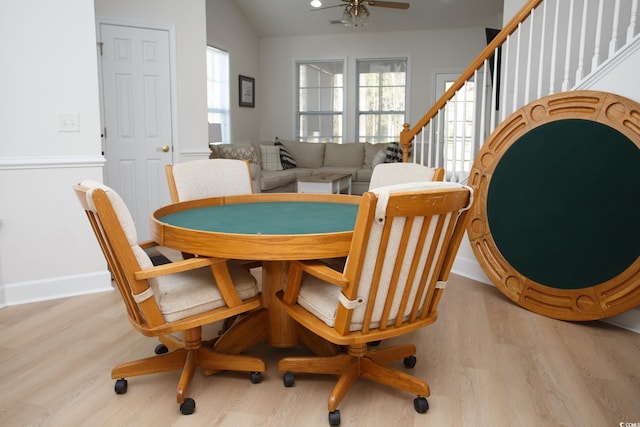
(335, 185, 473, 337)
(276, 183, 474, 422)
(74, 183, 165, 328)
(73, 180, 265, 413)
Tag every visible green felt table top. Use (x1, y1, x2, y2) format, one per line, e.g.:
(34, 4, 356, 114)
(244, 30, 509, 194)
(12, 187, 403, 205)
(158, 201, 359, 235)
(487, 119, 640, 290)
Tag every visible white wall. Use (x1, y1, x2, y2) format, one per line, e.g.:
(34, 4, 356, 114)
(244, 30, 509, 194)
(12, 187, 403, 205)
(205, 0, 260, 143)
(257, 28, 494, 142)
(0, 0, 108, 305)
(0, 0, 208, 307)
(494, 0, 640, 331)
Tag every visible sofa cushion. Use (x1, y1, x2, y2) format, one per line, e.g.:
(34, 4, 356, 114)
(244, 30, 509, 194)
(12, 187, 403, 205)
(280, 140, 325, 169)
(356, 168, 374, 182)
(323, 143, 364, 168)
(364, 142, 390, 168)
(261, 168, 299, 191)
(372, 150, 386, 167)
(315, 167, 360, 180)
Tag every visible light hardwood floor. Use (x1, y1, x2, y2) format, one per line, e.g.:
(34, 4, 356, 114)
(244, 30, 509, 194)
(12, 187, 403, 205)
(1, 273, 639, 427)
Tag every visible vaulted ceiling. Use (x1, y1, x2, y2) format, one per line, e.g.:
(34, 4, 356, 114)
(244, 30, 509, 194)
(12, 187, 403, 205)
(232, 0, 504, 38)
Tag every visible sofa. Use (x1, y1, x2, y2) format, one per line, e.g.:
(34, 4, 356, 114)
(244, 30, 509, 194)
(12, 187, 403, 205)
(209, 139, 393, 195)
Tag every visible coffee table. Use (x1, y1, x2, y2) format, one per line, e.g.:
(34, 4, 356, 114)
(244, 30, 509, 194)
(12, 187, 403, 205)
(297, 173, 352, 195)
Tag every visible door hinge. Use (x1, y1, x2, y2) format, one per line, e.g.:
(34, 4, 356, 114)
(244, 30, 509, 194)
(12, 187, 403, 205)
(97, 42, 104, 56)
(102, 127, 107, 139)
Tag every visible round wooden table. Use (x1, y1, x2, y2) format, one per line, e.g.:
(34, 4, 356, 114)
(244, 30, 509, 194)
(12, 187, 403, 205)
(151, 192, 360, 353)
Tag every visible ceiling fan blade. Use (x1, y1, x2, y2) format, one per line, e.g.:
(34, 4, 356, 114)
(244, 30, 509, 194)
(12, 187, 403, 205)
(311, 4, 346, 11)
(367, 1, 410, 9)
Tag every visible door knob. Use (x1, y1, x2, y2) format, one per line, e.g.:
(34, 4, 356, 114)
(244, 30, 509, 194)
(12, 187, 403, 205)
(161, 145, 170, 152)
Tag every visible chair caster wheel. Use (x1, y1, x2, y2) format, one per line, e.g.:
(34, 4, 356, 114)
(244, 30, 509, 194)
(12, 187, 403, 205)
(414, 396, 429, 413)
(250, 371, 262, 384)
(403, 355, 417, 368)
(114, 378, 127, 394)
(328, 409, 341, 426)
(154, 344, 168, 354)
(283, 372, 295, 387)
(180, 397, 196, 415)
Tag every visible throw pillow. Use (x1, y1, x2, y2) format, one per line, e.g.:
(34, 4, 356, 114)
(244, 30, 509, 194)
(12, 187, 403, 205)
(260, 145, 283, 171)
(384, 141, 412, 163)
(217, 144, 259, 164)
(372, 149, 386, 167)
(274, 139, 297, 169)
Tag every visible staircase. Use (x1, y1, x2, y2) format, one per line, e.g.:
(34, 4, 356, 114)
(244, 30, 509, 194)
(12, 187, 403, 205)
(400, 0, 640, 183)
(403, 0, 640, 331)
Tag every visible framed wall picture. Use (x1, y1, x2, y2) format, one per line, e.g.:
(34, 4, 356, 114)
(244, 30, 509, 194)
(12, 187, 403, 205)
(239, 75, 255, 108)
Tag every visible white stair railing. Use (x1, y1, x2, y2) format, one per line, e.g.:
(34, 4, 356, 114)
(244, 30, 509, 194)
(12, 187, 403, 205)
(401, 0, 640, 183)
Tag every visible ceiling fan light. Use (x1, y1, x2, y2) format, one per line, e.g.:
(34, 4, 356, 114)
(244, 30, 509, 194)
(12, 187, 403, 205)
(341, 8, 354, 25)
(359, 6, 371, 24)
(310, 0, 322, 7)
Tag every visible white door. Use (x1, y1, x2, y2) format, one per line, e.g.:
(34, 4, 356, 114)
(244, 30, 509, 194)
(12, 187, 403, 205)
(99, 23, 173, 240)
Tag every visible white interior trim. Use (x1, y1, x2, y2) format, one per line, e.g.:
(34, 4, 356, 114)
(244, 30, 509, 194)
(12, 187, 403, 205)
(3, 271, 113, 306)
(0, 155, 105, 170)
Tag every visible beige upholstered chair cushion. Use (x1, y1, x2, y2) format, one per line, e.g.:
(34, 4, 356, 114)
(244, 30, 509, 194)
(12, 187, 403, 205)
(148, 263, 258, 322)
(368, 162, 438, 190)
(297, 182, 472, 331)
(171, 158, 253, 200)
(82, 180, 258, 323)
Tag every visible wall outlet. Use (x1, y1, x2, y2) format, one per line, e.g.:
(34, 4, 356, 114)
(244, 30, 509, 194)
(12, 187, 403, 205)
(58, 112, 80, 132)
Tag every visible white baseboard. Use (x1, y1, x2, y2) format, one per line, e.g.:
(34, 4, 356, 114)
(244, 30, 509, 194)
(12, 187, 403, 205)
(603, 308, 640, 334)
(452, 254, 640, 334)
(451, 254, 492, 285)
(3, 270, 113, 306)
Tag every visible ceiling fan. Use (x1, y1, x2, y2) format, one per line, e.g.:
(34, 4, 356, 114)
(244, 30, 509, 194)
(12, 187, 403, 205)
(311, 0, 410, 28)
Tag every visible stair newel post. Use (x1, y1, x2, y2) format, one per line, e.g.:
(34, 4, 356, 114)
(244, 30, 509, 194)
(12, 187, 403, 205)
(400, 123, 412, 163)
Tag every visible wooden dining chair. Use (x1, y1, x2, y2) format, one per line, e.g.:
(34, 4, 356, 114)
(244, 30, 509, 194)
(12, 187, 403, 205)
(73, 180, 265, 415)
(368, 162, 444, 190)
(165, 158, 261, 338)
(276, 182, 474, 426)
(165, 158, 253, 203)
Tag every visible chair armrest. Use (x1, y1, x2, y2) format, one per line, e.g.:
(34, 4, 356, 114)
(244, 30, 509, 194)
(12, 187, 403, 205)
(296, 260, 349, 287)
(283, 260, 349, 305)
(134, 257, 226, 280)
(138, 240, 158, 250)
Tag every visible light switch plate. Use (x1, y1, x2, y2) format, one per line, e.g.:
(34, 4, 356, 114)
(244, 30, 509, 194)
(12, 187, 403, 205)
(58, 112, 80, 132)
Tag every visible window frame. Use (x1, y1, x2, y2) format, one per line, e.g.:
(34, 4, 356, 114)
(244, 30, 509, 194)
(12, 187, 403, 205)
(295, 60, 345, 144)
(206, 46, 230, 143)
(355, 57, 408, 144)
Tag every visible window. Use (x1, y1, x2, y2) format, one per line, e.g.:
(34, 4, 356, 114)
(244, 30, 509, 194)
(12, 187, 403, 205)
(356, 58, 407, 144)
(443, 80, 475, 180)
(296, 61, 344, 144)
(206, 46, 229, 143)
